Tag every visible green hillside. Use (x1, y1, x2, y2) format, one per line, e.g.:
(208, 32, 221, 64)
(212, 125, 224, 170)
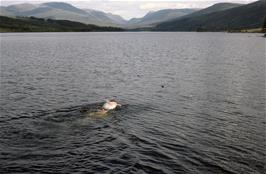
(0, 16, 124, 32)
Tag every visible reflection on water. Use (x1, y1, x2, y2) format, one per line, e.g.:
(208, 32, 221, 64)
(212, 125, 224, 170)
(0, 32, 265, 174)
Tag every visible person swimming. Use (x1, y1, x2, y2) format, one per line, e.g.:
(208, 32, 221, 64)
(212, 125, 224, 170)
(88, 99, 121, 117)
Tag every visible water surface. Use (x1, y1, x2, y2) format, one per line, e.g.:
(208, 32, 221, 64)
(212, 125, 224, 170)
(0, 32, 265, 174)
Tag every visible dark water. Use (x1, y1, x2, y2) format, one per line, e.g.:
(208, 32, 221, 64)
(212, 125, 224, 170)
(0, 32, 265, 174)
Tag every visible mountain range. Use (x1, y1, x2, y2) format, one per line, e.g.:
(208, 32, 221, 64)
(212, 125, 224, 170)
(0, 2, 199, 28)
(0, 1, 265, 31)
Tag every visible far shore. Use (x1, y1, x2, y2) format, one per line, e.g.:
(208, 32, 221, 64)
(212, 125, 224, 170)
(1, 26, 265, 34)
(1, 30, 265, 34)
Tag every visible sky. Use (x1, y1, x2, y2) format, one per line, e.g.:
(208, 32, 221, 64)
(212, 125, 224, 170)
(0, 0, 257, 19)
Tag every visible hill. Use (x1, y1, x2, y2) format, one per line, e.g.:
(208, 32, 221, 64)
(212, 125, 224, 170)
(154, 0, 266, 31)
(126, 9, 197, 28)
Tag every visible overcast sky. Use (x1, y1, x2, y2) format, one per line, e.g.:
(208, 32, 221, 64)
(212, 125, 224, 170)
(1, 0, 257, 19)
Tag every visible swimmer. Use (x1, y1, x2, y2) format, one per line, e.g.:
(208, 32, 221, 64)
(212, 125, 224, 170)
(89, 99, 121, 117)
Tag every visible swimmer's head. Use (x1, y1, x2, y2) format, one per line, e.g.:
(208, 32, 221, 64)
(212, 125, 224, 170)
(103, 99, 121, 110)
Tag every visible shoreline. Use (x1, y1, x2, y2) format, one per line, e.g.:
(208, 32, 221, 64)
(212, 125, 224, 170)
(1, 31, 265, 34)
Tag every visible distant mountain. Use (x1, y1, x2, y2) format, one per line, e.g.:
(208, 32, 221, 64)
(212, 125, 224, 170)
(127, 8, 197, 28)
(154, 0, 266, 31)
(106, 13, 127, 25)
(0, 2, 126, 26)
(83, 9, 127, 25)
(0, 16, 124, 32)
